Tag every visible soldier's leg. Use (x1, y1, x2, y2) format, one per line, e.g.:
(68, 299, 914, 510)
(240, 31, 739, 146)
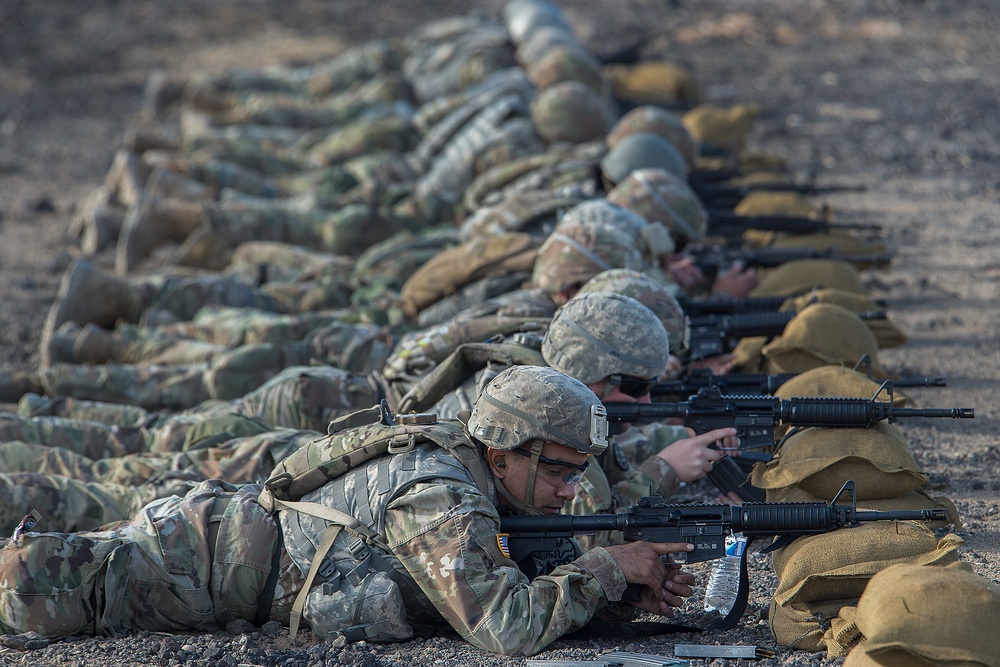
(37, 362, 211, 411)
(0, 412, 144, 459)
(223, 365, 378, 431)
(0, 472, 155, 533)
(17, 393, 152, 430)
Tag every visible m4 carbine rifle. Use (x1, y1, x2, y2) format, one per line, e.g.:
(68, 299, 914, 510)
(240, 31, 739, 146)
(706, 210, 883, 240)
(603, 385, 974, 501)
(500, 480, 947, 628)
(650, 368, 946, 399)
(683, 308, 886, 360)
(686, 243, 893, 279)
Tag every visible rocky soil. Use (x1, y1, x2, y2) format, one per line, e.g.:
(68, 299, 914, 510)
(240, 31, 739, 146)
(1, 1, 998, 665)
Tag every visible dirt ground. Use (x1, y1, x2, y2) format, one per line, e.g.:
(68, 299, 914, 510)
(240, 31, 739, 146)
(0, 1, 998, 665)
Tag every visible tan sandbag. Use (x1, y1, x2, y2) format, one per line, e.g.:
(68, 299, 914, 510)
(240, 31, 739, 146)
(399, 232, 540, 318)
(682, 103, 760, 154)
(845, 562, 1000, 667)
(753, 423, 927, 499)
(734, 190, 824, 218)
(764, 484, 960, 530)
(603, 60, 701, 108)
(774, 365, 906, 405)
(824, 604, 862, 658)
(771, 521, 963, 606)
(782, 289, 908, 349)
(760, 303, 891, 379)
(750, 259, 865, 297)
(731, 335, 768, 372)
(769, 597, 856, 652)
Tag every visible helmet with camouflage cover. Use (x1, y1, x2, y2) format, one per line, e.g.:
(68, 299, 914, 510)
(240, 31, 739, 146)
(577, 268, 687, 355)
(606, 105, 698, 167)
(526, 45, 606, 94)
(530, 220, 644, 297)
(516, 25, 581, 66)
(542, 291, 671, 384)
(556, 198, 675, 265)
(504, 0, 572, 45)
(606, 167, 708, 247)
(600, 131, 687, 186)
(531, 80, 613, 144)
(468, 364, 608, 456)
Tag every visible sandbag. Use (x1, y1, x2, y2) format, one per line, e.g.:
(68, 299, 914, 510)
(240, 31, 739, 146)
(753, 422, 927, 499)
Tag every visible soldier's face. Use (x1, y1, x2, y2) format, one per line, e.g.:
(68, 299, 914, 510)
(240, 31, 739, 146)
(500, 441, 589, 514)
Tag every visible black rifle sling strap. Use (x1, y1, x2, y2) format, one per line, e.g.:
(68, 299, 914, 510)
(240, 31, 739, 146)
(561, 539, 755, 639)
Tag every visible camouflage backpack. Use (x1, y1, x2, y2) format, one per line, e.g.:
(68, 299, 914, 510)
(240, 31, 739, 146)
(257, 401, 491, 641)
(399, 231, 542, 319)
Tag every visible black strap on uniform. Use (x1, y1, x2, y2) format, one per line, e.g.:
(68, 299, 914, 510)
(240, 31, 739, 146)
(254, 519, 284, 626)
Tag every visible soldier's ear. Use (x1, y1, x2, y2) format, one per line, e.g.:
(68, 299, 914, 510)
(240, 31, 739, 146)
(486, 449, 508, 478)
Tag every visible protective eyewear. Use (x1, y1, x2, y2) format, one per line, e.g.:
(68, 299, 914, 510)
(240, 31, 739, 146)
(510, 447, 590, 485)
(608, 374, 658, 399)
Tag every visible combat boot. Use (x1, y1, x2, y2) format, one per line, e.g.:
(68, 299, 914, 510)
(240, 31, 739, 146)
(71, 187, 127, 255)
(115, 193, 206, 274)
(145, 166, 213, 201)
(40, 259, 150, 367)
(172, 222, 233, 271)
(104, 149, 148, 208)
(42, 322, 82, 367)
(0, 371, 43, 404)
(123, 125, 181, 154)
(73, 323, 119, 364)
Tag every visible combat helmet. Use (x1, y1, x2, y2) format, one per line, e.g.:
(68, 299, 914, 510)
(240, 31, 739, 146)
(530, 219, 644, 298)
(468, 364, 609, 512)
(526, 45, 606, 94)
(606, 167, 708, 247)
(556, 198, 675, 266)
(531, 80, 613, 144)
(468, 364, 608, 455)
(606, 105, 699, 167)
(600, 131, 687, 185)
(542, 291, 671, 384)
(577, 268, 687, 356)
(504, 0, 572, 45)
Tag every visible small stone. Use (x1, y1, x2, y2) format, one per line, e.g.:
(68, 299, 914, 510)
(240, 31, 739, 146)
(0, 631, 49, 650)
(260, 620, 284, 637)
(227, 619, 255, 635)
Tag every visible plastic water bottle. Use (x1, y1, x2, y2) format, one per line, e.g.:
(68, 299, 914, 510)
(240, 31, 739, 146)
(703, 533, 747, 615)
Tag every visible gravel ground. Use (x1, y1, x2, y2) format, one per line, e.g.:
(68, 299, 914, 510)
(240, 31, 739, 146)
(0, 1, 998, 665)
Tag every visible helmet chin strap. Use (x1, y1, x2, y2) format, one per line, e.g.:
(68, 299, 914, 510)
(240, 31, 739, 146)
(494, 439, 545, 516)
(521, 439, 544, 509)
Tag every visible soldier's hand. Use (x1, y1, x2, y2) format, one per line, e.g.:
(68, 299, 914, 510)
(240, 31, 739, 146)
(604, 541, 694, 615)
(711, 261, 759, 298)
(687, 352, 736, 375)
(657, 427, 739, 482)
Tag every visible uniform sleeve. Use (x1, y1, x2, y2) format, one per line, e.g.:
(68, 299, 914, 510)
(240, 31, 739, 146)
(383, 480, 627, 656)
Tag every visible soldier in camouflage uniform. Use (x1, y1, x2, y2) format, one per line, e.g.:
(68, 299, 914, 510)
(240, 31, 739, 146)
(0, 365, 696, 656)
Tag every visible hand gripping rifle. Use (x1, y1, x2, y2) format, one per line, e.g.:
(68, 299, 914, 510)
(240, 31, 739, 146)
(603, 385, 974, 501)
(500, 481, 947, 631)
(683, 308, 887, 360)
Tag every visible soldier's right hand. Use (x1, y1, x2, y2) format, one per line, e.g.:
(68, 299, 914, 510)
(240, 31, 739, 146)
(604, 541, 695, 614)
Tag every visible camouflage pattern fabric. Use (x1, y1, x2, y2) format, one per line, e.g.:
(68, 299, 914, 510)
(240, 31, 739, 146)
(278, 436, 628, 654)
(0, 412, 143, 460)
(0, 481, 292, 638)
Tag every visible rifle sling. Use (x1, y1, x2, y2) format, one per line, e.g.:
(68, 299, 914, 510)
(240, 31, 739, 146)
(560, 540, 753, 640)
